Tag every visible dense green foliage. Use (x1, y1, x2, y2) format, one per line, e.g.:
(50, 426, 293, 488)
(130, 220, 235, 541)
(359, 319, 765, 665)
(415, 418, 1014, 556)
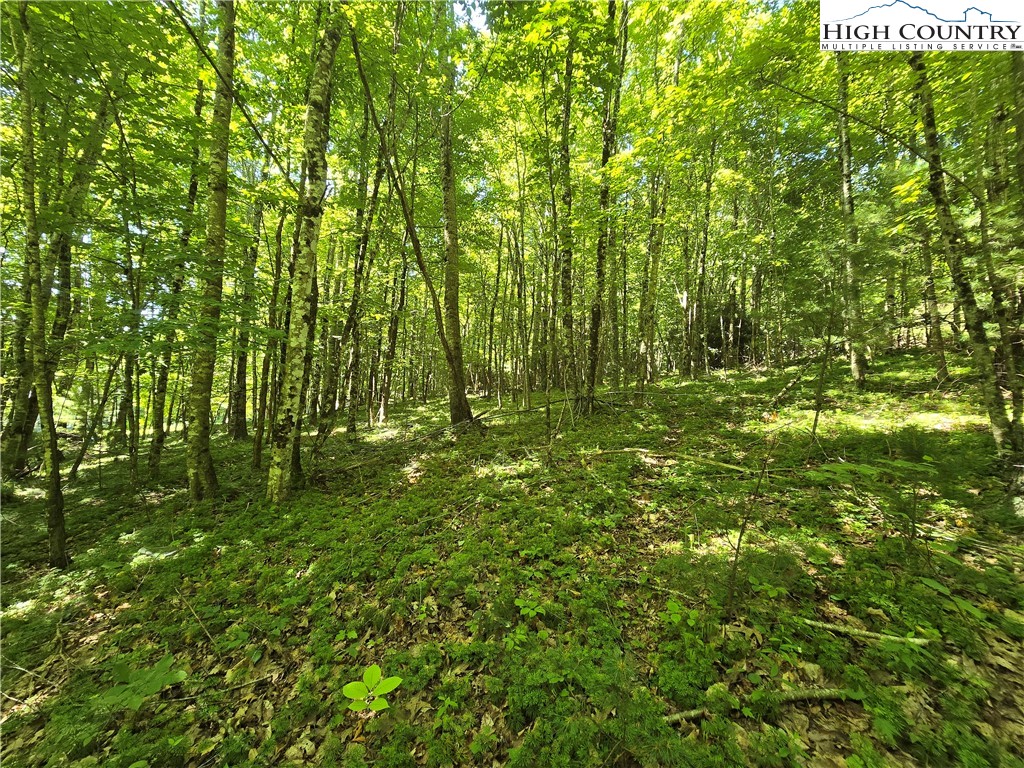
(2, 0, 1024, 764)
(3, 355, 1024, 766)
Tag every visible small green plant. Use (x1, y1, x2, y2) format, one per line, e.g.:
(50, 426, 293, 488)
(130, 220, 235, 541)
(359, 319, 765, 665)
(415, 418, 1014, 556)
(515, 597, 545, 619)
(659, 599, 699, 627)
(749, 575, 789, 599)
(342, 664, 402, 713)
(96, 654, 187, 712)
(503, 624, 530, 651)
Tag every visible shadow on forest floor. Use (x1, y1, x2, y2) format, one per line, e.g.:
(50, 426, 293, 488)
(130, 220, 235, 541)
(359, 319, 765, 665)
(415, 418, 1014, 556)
(2, 351, 1023, 768)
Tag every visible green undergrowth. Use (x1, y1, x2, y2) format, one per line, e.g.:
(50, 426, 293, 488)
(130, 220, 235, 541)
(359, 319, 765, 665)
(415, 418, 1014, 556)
(3, 352, 1024, 767)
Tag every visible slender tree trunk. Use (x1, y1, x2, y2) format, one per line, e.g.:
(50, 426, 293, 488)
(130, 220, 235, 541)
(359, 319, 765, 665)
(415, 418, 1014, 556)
(229, 199, 262, 440)
(2, 268, 33, 478)
(692, 139, 716, 377)
(558, 34, 577, 392)
(19, 0, 68, 567)
(437, 1, 474, 424)
(836, 52, 868, 388)
(910, 52, 1015, 456)
(1011, 52, 1024, 232)
(6, 47, 115, 481)
(267, 9, 343, 502)
(150, 70, 203, 479)
(253, 207, 286, 468)
(638, 174, 669, 388)
(586, 0, 625, 411)
(378, 249, 408, 422)
(921, 231, 949, 384)
(70, 356, 121, 480)
(185, 0, 234, 501)
(350, 15, 472, 427)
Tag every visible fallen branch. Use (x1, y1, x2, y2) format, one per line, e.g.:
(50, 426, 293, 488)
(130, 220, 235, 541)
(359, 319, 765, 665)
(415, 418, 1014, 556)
(176, 589, 216, 645)
(769, 358, 816, 409)
(664, 687, 857, 724)
(800, 618, 933, 646)
(165, 674, 273, 702)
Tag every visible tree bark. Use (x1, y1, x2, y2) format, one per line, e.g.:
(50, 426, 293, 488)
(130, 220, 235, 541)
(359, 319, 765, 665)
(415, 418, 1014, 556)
(18, 0, 68, 567)
(229, 199, 262, 440)
(836, 51, 869, 389)
(266, 8, 343, 502)
(910, 52, 1015, 456)
(185, 0, 235, 501)
(586, 0, 626, 411)
(439, 4, 474, 425)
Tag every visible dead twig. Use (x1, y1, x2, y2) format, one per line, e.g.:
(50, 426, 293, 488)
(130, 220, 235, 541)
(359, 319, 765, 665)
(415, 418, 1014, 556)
(664, 687, 859, 724)
(165, 674, 273, 702)
(800, 618, 934, 646)
(175, 589, 216, 645)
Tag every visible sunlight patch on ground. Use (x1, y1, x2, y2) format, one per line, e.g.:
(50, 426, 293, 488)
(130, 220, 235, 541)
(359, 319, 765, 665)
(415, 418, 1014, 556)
(474, 458, 542, 480)
(118, 530, 141, 544)
(1, 599, 38, 619)
(129, 547, 178, 568)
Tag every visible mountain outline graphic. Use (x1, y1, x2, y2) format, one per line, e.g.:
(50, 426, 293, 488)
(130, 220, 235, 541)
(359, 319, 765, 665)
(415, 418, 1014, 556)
(828, 1, 1015, 23)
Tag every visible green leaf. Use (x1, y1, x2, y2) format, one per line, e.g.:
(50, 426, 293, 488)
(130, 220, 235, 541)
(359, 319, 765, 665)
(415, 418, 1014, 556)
(369, 697, 389, 711)
(921, 578, 950, 596)
(374, 676, 402, 696)
(343, 681, 370, 699)
(348, 699, 368, 711)
(113, 661, 131, 683)
(363, 664, 382, 690)
(952, 596, 986, 619)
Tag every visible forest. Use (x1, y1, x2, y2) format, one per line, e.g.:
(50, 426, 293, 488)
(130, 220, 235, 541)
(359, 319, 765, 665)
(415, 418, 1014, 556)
(1, 0, 1023, 765)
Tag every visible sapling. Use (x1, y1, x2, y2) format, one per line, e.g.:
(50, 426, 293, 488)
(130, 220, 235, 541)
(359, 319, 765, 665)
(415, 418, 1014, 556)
(343, 664, 402, 713)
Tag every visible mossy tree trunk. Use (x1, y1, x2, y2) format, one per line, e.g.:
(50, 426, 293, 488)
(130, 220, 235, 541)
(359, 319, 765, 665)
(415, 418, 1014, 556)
(186, 0, 235, 502)
(18, 0, 67, 567)
(266, 8, 343, 502)
(910, 53, 1016, 461)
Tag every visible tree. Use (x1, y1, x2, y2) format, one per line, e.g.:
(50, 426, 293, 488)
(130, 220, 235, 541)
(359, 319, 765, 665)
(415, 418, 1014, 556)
(185, 0, 235, 501)
(16, 0, 67, 567)
(836, 51, 868, 389)
(266, 6, 344, 502)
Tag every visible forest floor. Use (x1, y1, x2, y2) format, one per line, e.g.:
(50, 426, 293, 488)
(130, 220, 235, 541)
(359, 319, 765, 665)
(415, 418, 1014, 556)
(2, 352, 1024, 768)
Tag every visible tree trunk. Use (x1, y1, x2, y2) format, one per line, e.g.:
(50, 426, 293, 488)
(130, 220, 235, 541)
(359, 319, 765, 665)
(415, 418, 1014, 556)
(253, 206, 287, 469)
(150, 68, 204, 479)
(266, 9, 343, 502)
(836, 52, 868, 389)
(910, 52, 1015, 456)
(229, 199, 262, 440)
(638, 174, 669, 388)
(19, 0, 68, 567)
(70, 356, 121, 480)
(185, 0, 235, 501)
(350, 12, 472, 427)
(558, 34, 577, 392)
(586, 0, 626, 411)
(378, 249, 408, 422)
(437, 2, 473, 425)
(921, 231, 949, 384)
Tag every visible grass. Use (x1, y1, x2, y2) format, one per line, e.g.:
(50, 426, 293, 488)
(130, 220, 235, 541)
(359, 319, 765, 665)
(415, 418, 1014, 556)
(2, 351, 1024, 767)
